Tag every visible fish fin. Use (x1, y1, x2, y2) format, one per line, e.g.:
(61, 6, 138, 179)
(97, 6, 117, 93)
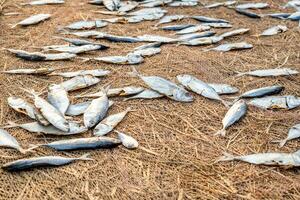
(272, 139, 287, 148)
(216, 152, 236, 162)
(215, 128, 226, 137)
(78, 153, 94, 161)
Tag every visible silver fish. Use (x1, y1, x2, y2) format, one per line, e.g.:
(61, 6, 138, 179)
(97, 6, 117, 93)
(205, 1, 236, 8)
(42, 136, 121, 151)
(259, 25, 288, 36)
(1, 67, 55, 75)
(249, 96, 300, 110)
(60, 75, 100, 91)
(124, 89, 163, 101)
(137, 34, 177, 43)
(21, 0, 64, 5)
(159, 24, 194, 31)
(65, 100, 113, 116)
(177, 74, 229, 106)
(215, 100, 247, 136)
(0, 129, 26, 153)
(103, 0, 121, 11)
(156, 15, 187, 25)
(43, 44, 106, 54)
(76, 86, 144, 98)
(217, 150, 300, 167)
(94, 53, 144, 64)
(94, 107, 131, 136)
(177, 31, 216, 41)
(235, 8, 261, 18)
(208, 83, 239, 95)
(202, 22, 233, 28)
(65, 30, 107, 38)
(101, 34, 142, 42)
(175, 25, 211, 35)
(126, 13, 165, 23)
(274, 124, 300, 147)
(179, 36, 223, 46)
(134, 42, 162, 50)
(205, 42, 253, 52)
(66, 20, 108, 30)
(128, 7, 167, 16)
(49, 69, 110, 78)
(131, 68, 193, 102)
(168, 1, 198, 7)
(265, 13, 291, 19)
(236, 3, 269, 10)
(219, 28, 250, 39)
(287, 11, 300, 21)
(116, 130, 138, 149)
(2, 153, 93, 171)
(133, 47, 161, 57)
(24, 89, 69, 132)
(235, 85, 284, 100)
(5, 121, 87, 136)
(48, 84, 69, 115)
(54, 36, 109, 48)
(236, 68, 299, 77)
(191, 16, 229, 23)
(84, 89, 109, 128)
(13, 14, 51, 27)
(7, 49, 76, 61)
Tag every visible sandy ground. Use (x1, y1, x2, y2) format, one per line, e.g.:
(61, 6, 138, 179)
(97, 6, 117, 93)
(0, 0, 300, 199)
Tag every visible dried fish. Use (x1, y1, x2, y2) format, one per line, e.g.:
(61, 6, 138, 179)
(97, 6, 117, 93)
(124, 89, 163, 101)
(65, 30, 107, 38)
(208, 83, 239, 95)
(2, 154, 93, 171)
(215, 100, 247, 136)
(159, 24, 194, 31)
(66, 20, 108, 30)
(177, 31, 216, 41)
(204, 42, 253, 52)
(60, 75, 100, 91)
(191, 16, 229, 23)
(274, 124, 300, 147)
(259, 25, 288, 36)
(175, 25, 211, 35)
(89, 0, 103, 5)
(235, 9, 261, 18)
(12, 14, 51, 27)
(202, 22, 233, 28)
(0, 129, 27, 153)
(141, 0, 172, 8)
(128, 7, 167, 16)
(133, 47, 161, 57)
(103, 0, 121, 11)
(21, 0, 64, 5)
(92, 53, 144, 64)
(116, 130, 138, 149)
(94, 108, 131, 136)
(236, 68, 299, 77)
(2, 67, 55, 75)
(65, 100, 113, 116)
(179, 36, 224, 46)
(265, 13, 291, 19)
(236, 3, 269, 10)
(156, 15, 187, 25)
(249, 96, 300, 110)
(234, 85, 284, 100)
(49, 69, 110, 78)
(100, 34, 142, 43)
(287, 11, 300, 21)
(134, 42, 162, 51)
(54, 37, 109, 48)
(137, 34, 177, 43)
(43, 44, 107, 54)
(219, 28, 249, 39)
(127, 13, 165, 23)
(118, 1, 139, 12)
(76, 86, 144, 98)
(168, 1, 198, 7)
(48, 84, 69, 115)
(7, 49, 76, 61)
(205, 1, 236, 8)
(8, 97, 37, 120)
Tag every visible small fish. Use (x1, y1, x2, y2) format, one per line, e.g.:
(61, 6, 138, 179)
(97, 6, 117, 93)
(156, 15, 187, 25)
(234, 85, 283, 100)
(21, 0, 64, 5)
(133, 47, 161, 57)
(235, 9, 261, 18)
(60, 75, 100, 91)
(116, 130, 138, 149)
(42, 136, 121, 151)
(137, 34, 177, 43)
(7, 49, 76, 61)
(249, 96, 300, 110)
(179, 36, 223, 46)
(103, 0, 121, 11)
(274, 124, 300, 147)
(5, 121, 87, 136)
(202, 22, 233, 28)
(24, 89, 70, 132)
(177, 31, 216, 41)
(1, 67, 55, 75)
(0, 129, 27, 154)
(287, 11, 300, 21)
(131, 67, 193, 102)
(168, 1, 198, 7)
(124, 89, 163, 101)
(54, 37, 109, 48)
(49, 69, 110, 78)
(92, 53, 144, 64)
(76, 86, 144, 98)
(217, 150, 300, 167)
(175, 25, 211, 35)
(66, 20, 108, 30)
(215, 100, 247, 136)
(236, 3, 269, 10)
(159, 24, 194, 31)
(236, 68, 299, 77)
(94, 107, 131, 136)
(219, 28, 250, 38)
(204, 42, 253, 52)
(191, 16, 229, 23)
(43, 44, 107, 54)
(48, 84, 69, 115)
(177, 74, 229, 107)
(134, 42, 162, 51)
(259, 25, 288, 36)
(84, 88, 109, 128)
(2, 153, 93, 171)
(12, 14, 51, 27)
(265, 13, 291, 19)
(66, 101, 113, 116)
(207, 83, 238, 95)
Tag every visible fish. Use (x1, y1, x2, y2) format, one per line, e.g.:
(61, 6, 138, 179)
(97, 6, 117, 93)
(2, 153, 93, 171)
(41, 136, 121, 151)
(265, 13, 291, 19)
(259, 25, 288, 36)
(1, 67, 55, 75)
(5, 121, 87, 136)
(65, 20, 108, 30)
(177, 31, 216, 41)
(60, 75, 100, 91)
(191, 16, 229, 23)
(47, 84, 69, 115)
(84, 88, 109, 128)
(126, 13, 165, 23)
(65, 30, 107, 38)
(12, 14, 51, 27)
(283, 0, 300, 9)
(7, 49, 76, 61)
(103, 0, 121, 11)
(130, 67, 193, 102)
(43, 44, 107, 54)
(168, 1, 198, 7)
(0, 128, 27, 154)
(204, 42, 253, 52)
(159, 24, 194, 31)
(24, 89, 70, 132)
(236, 3, 269, 10)
(66, 100, 114, 116)
(128, 7, 167, 16)
(88, 0, 103, 5)
(219, 28, 249, 38)
(92, 53, 144, 64)
(116, 130, 138, 149)
(217, 150, 300, 167)
(76, 86, 144, 98)
(118, 1, 139, 12)
(54, 36, 109, 48)
(137, 34, 177, 43)
(273, 124, 300, 147)
(205, 1, 236, 8)
(248, 96, 300, 110)
(49, 69, 110, 78)
(156, 15, 187, 25)
(141, 0, 172, 8)
(124, 89, 163, 101)
(94, 107, 132, 136)
(177, 74, 229, 107)
(287, 11, 300, 21)
(133, 47, 161, 57)
(208, 83, 239, 95)
(215, 100, 247, 136)
(134, 42, 162, 51)
(235, 9, 261, 18)
(202, 22, 233, 28)
(234, 85, 283, 101)
(179, 36, 223, 46)
(21, 0, 64, 5)
(236, 68, 299, 77)
(100, 34, 142, 43)
(175, 25, 211, 35)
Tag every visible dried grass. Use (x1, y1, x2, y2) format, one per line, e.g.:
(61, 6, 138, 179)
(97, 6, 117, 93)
(0, 0, 300, 199)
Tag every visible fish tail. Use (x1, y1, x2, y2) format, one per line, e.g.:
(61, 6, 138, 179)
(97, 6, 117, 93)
(128, 66, 140, 78)
(78, 153, 94, 161)
(216, 152, 236, 162)
(20, 88, 36, 98)
(2, 121, 18, 128)
(221, 99, 232, 108)
(235, 71, 245, 77)
(11, 23, 18, 29)
(202, 48, 211, 52)
(76, 57, 91, 62)
(272, 139, 287, 148)
(22, 144, 40, 153)
(215, 128, 226, 137)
